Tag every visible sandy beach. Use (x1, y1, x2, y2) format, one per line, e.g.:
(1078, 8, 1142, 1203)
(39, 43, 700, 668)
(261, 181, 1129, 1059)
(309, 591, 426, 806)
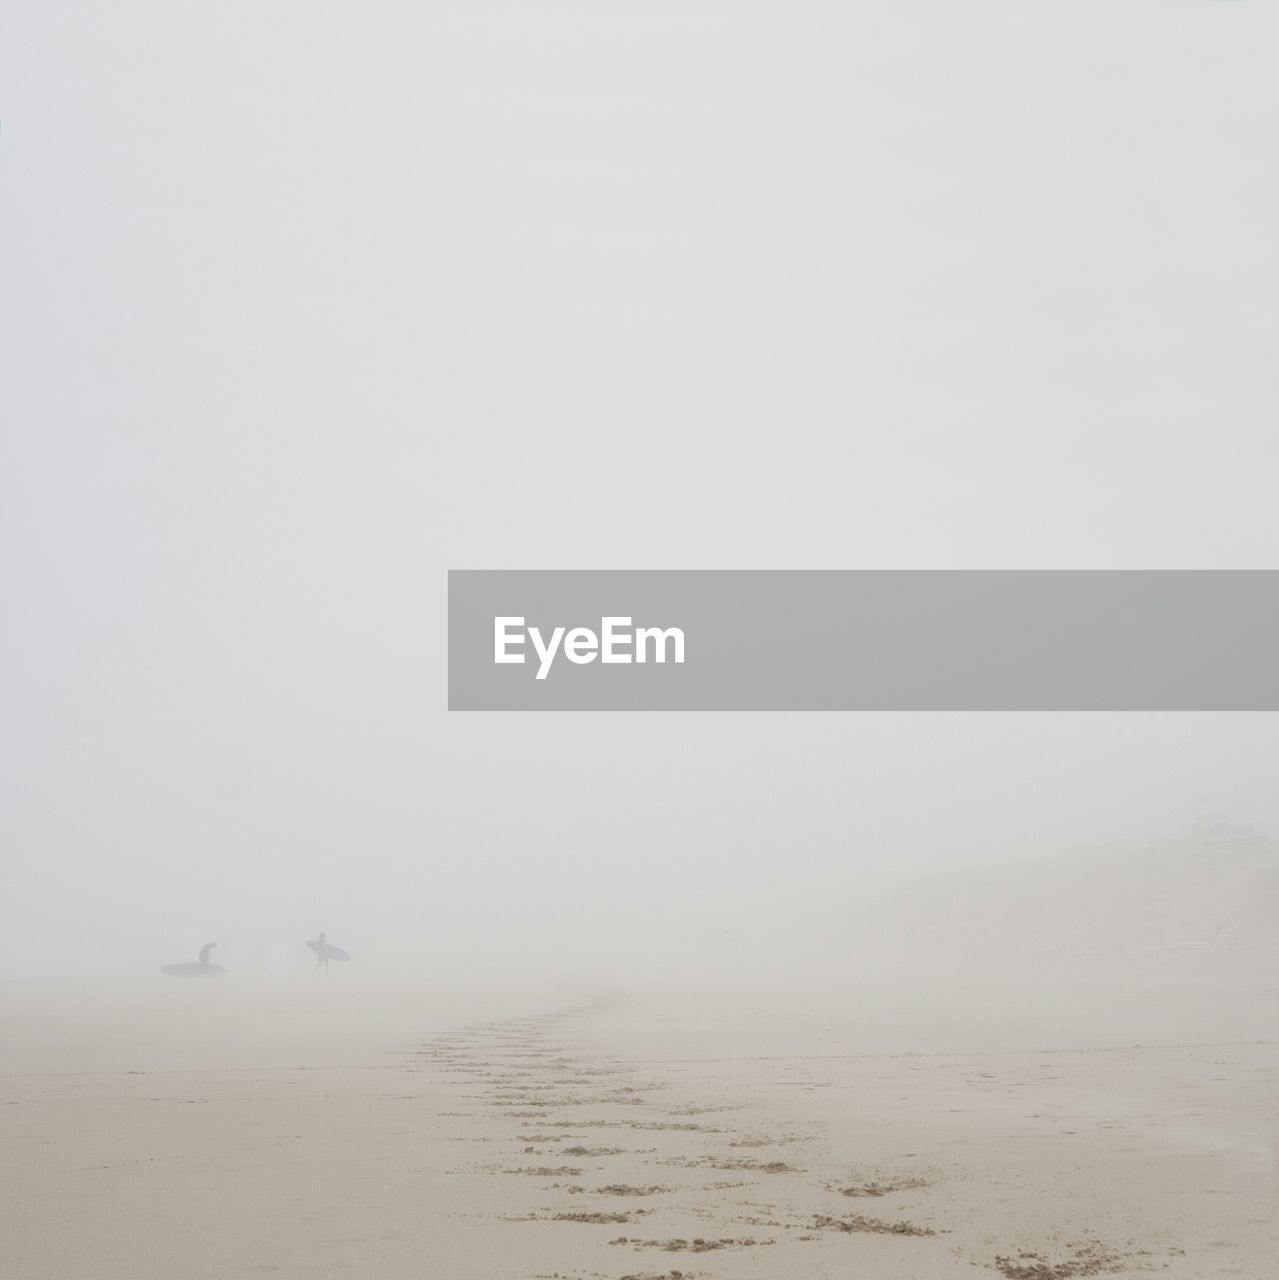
(6, 0, 1279, 1276)
(3, 983, 1276, 1280)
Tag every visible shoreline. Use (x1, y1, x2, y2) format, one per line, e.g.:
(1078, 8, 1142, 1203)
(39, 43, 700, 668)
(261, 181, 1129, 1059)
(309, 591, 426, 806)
(3, 991, 1275, 1279)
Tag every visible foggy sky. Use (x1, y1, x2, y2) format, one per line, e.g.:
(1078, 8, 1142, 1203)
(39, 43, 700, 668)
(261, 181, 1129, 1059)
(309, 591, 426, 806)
(2, 3, 1278, 980)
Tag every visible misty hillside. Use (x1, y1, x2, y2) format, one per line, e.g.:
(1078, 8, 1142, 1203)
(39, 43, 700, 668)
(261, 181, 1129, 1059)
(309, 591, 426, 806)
(863, 828, 1279, 963)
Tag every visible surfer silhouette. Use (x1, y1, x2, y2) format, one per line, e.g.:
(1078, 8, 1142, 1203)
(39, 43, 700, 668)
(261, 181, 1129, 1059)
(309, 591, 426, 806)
(307, 932, 350, 970)
(161, 942, 225, 978)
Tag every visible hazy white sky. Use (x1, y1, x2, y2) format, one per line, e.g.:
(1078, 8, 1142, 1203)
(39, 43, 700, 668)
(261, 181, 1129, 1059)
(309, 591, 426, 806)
(2, 3, 1277, 979)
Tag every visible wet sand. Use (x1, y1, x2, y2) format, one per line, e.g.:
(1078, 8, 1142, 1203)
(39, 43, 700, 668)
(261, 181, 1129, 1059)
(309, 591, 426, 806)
(2, 989, 1276, 1279)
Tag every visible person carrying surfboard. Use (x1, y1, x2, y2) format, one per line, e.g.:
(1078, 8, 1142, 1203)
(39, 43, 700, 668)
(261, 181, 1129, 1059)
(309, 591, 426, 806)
(307, 932, 350, 970)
